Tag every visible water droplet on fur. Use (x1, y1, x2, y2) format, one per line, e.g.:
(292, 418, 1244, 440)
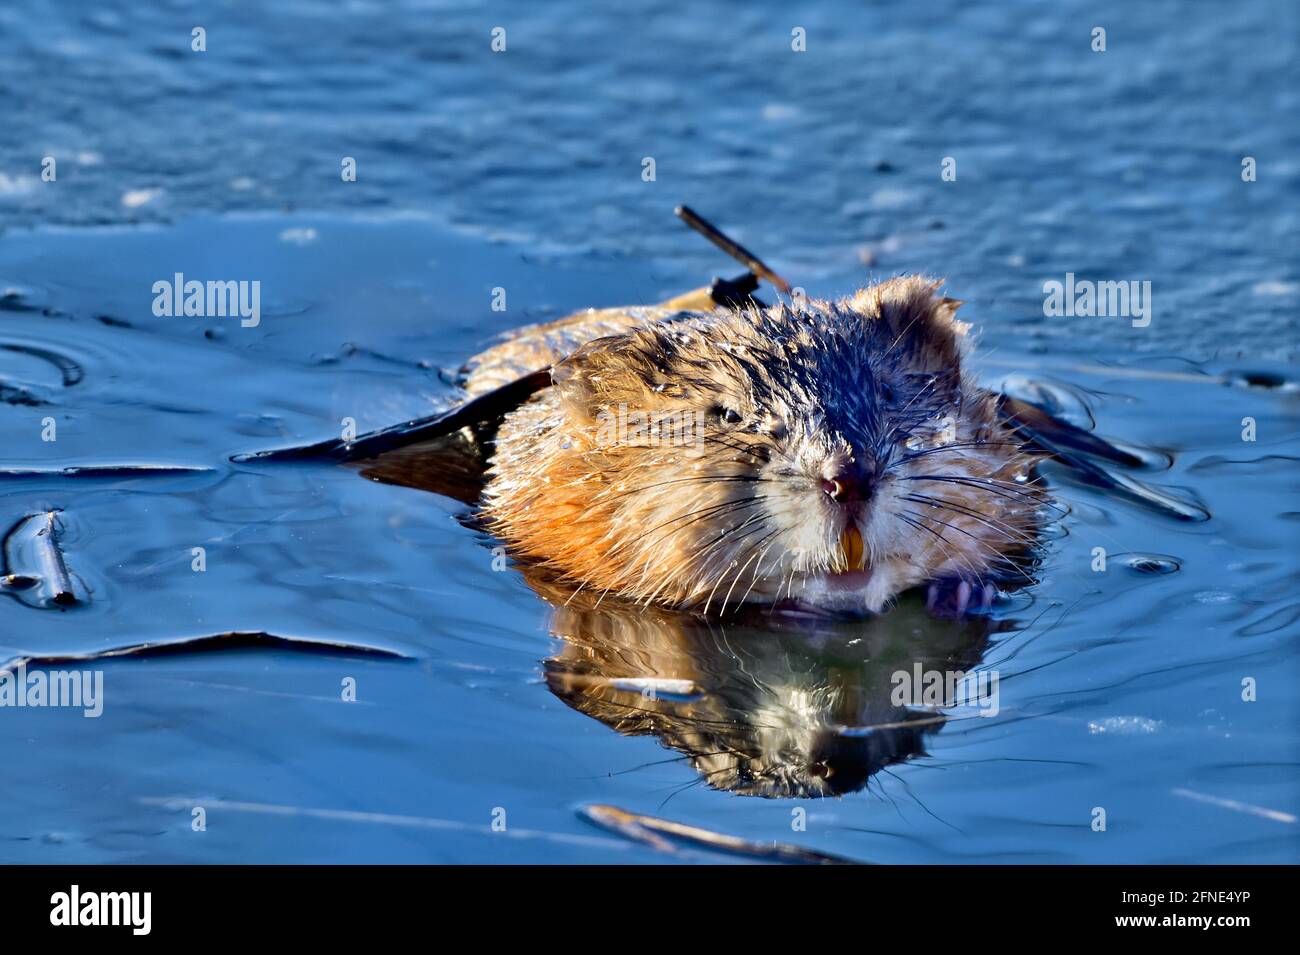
(904, 414, 957, 451)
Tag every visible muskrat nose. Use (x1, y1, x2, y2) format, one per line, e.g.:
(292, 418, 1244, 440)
(820, 476, 854, 501)
(820, 465, 876, 503)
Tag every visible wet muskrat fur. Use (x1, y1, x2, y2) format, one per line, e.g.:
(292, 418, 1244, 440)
(477, 276, 1043, 614)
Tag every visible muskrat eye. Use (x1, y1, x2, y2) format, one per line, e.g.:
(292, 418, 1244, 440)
(713, 405, 743, 426)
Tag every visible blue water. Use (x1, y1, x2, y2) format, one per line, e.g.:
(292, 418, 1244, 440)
(1, 1, 1297, 863)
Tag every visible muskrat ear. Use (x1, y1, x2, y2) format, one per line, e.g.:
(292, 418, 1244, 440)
(846, 276, 970, 367)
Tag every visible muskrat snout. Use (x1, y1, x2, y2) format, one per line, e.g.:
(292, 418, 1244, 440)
(820, 458, 881, 504)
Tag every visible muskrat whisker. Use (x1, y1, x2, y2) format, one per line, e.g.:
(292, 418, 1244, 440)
(898, 508, 1036, 584)
(881, 767, 964, 834)
(783, 559, 801, 601)
(724, 533, 786, 614)
(644, 497, 790, 567)
(904, 508, 1035, 571)
(715, 535, 773, 616)
(736, 537, 786, 608)
(895, 510, 985, 581)
(703, 527, 784, 615)
(605, 495, 767, 559)
(899, 492, 1038, 545)
(561, 578, 591, 607)
(706, 433, 778, 456)
(914, 475, 1064, 519)
(600, 751, 754, 782)
(645, 507, 779, 606)
(897, 512, 977, 580)
(896, 440, 1028, 464)
(697, 431, 754, 448)
(910, 471, 1045, 491)
(686, 499, 795, 559)
(656, 775, 709, 810)
(596, 472, 768, 503)
(684, 515, 779, 598)
(621, 504, 769, 600)
(903, 473, 1055, 507)
(698, 762, 762, 786)
(698, 434, 783, 460)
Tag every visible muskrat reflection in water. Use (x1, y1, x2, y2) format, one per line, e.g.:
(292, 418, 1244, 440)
(531, 575, 1008, 798)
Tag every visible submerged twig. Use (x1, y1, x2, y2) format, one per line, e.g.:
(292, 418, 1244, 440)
(578, 803, 863, 864)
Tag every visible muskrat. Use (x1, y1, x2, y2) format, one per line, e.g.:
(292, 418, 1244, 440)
(474, 276, 1044, 615)
(243, 209, 1082, 617)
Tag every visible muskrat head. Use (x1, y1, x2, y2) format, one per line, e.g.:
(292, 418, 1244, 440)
(484, 276, 1043, 614)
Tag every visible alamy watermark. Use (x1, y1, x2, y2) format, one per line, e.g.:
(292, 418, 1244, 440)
(890, 664, 1000, 717)
(0, 663, 103, 717)
(50, 885, 150, 935)
(152, 272, 261, 327)
(1042, 273, 1151, 328)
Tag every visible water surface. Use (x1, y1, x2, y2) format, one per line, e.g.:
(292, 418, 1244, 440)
(1, 0, 1297, 863)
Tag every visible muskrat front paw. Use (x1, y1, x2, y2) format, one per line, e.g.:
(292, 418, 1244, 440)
(925, 578, 997, 619)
